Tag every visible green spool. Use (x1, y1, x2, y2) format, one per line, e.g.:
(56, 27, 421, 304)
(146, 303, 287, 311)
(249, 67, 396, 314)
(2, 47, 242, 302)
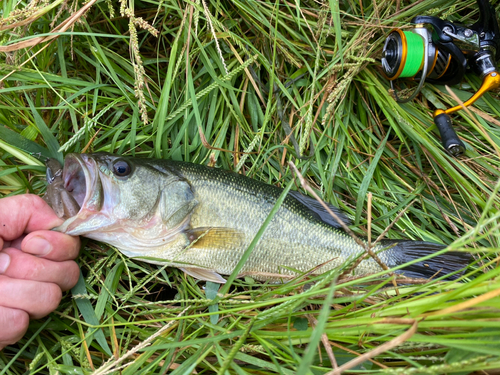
(400, 31, 425, 78)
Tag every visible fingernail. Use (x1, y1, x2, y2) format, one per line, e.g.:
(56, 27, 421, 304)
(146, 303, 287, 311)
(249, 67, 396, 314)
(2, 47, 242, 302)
(0, 253, 10, 274)
(24, 236, 52, 256)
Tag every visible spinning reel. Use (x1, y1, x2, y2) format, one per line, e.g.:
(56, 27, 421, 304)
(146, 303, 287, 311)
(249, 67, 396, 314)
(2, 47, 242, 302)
(381, 0, 500, 156)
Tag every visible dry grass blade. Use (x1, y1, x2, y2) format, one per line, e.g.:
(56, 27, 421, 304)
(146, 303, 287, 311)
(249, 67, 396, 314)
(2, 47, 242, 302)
(373, 199, 416, 245)
(423, 286, 500, 318)
(307, 314, 338, 369)
(92, 307, 189, 375)
(0, 0, 65, 31)
(326, 320, 418, 375)
(0, 0, 98, 52)
(289, 161, 390, 272)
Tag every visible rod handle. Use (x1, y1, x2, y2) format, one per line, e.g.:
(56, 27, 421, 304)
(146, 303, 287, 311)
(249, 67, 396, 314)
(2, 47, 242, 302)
(433, 113, 465, 156)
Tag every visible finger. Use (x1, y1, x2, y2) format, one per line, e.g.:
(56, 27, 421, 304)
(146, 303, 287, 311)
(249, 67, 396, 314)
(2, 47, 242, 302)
(0, 306, 29, 350)
(21, 230, 80, 261)
(0, 248, 80, 291)
(0, 276, 62, 319)
(0, 195, 62, 246)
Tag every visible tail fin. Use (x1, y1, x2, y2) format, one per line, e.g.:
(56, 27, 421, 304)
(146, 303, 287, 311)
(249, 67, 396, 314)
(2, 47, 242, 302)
(382, 241, 470, 280)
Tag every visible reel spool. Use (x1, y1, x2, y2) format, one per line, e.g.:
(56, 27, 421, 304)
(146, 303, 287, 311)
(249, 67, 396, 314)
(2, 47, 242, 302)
(381, 0, 500, 157)
(382, 29, 454, 88)
(382, 27, 450, 103)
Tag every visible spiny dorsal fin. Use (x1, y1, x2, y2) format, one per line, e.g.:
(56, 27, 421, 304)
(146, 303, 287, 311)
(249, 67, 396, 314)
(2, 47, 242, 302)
(288, 190, 351, 228)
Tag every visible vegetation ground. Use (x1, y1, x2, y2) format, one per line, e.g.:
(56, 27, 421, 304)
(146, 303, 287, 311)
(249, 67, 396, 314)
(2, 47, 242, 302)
(1, 0, 500, 373)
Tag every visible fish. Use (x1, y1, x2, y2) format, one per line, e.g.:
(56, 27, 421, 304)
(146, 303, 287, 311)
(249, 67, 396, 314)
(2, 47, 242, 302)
(43, 153, 470, 283)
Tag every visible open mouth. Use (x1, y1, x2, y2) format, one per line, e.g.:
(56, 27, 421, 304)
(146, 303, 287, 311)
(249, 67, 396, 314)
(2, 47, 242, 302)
(62, 154, 95, 211)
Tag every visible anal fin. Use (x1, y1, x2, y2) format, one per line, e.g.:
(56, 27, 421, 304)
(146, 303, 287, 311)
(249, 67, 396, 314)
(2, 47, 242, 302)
(180, 267, 227, 283)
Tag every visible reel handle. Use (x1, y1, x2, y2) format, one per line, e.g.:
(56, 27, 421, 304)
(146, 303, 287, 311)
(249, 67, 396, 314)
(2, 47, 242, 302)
(442, 71, 500, 115)
(433, 112, 465, 156)
(432, 71, 500, 156)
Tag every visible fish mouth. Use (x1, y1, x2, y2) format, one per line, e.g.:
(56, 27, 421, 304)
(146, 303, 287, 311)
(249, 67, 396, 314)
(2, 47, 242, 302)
(54, 153, 121, 235)
(62, 153, 99, 214)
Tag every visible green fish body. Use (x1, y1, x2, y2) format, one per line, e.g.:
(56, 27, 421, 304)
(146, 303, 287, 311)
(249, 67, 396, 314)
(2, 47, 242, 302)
(44, 153, 469, 283)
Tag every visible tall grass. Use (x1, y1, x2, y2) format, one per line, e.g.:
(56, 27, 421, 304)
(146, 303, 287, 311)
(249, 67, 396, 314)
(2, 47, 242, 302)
(1, 0, 500, 373)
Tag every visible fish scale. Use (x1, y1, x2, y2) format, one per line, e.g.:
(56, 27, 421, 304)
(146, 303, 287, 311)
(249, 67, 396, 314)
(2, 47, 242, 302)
(169, 161, 374, 278)
(44, 153, 470, 283)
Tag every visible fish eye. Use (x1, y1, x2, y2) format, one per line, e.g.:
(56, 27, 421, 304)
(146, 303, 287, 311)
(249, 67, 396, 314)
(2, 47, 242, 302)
(112, 160, 132, 177)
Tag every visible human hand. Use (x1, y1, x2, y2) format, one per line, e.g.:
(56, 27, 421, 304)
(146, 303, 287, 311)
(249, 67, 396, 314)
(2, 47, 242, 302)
(0, 195, 80, 350)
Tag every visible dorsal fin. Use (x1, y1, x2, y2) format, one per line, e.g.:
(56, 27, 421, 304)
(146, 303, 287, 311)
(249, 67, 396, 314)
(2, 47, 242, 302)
(288, 190, 351, 228)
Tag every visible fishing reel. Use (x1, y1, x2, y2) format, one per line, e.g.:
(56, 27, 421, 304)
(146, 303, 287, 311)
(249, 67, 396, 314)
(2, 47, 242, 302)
(381, 0, 500, 156)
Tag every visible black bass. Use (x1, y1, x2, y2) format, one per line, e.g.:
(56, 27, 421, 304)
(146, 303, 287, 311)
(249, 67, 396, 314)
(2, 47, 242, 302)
(43, 153, 469, 283)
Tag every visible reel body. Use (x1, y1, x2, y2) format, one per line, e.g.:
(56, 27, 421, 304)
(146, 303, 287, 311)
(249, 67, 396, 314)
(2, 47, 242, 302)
(381, 0, 500, 156)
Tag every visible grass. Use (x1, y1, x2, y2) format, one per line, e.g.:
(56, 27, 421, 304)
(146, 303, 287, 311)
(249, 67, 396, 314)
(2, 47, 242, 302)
(1, 0, 500, 373)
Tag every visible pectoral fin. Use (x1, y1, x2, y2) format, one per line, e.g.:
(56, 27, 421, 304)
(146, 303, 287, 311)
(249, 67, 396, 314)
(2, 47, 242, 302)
(180, 267, 227, 283)
(185, 227, 246, 250)
(178, 227, 245, 283)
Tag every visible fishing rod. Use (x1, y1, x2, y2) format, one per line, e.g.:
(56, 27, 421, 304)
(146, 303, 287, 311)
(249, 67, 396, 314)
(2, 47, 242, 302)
(380, 0, 500, 156)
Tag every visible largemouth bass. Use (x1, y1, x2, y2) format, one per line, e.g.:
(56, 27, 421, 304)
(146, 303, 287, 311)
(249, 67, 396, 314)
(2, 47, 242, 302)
(43, 153, 469, 283)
